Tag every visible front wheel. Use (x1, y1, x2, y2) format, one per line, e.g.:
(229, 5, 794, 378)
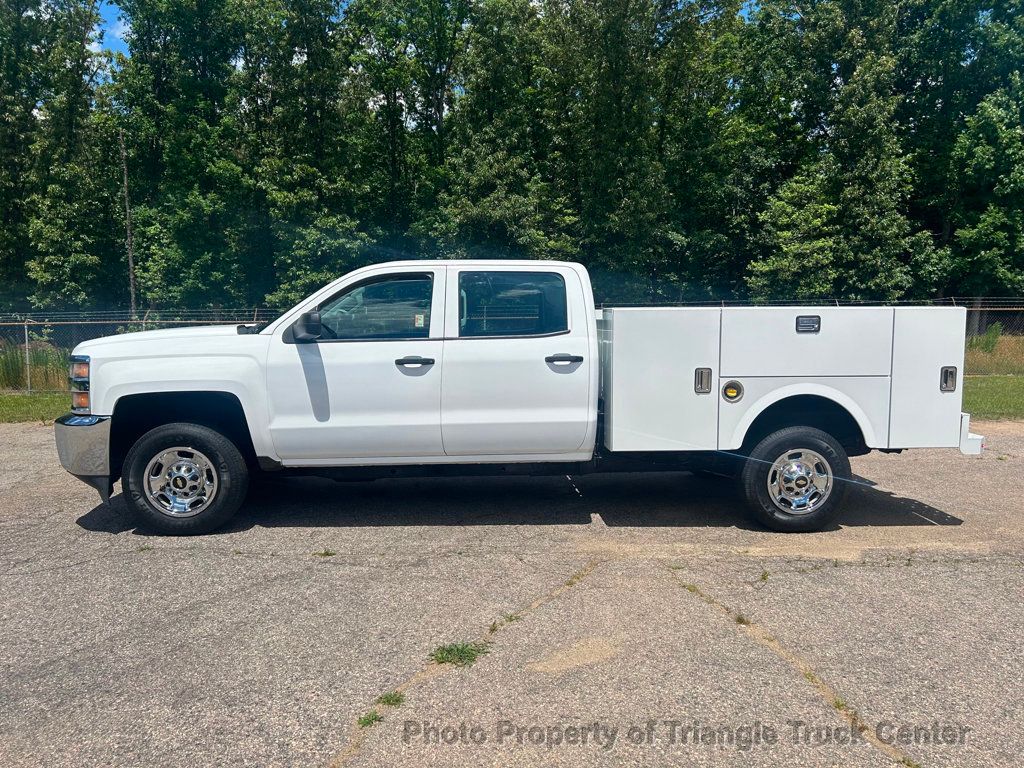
(740, 426, 850, 532)
(122, 423, 249, 535)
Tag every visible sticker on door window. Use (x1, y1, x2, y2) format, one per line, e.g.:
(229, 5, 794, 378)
(414, 313, 425, 328)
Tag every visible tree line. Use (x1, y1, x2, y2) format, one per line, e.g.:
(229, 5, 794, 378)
(1, 0, 1021, 311)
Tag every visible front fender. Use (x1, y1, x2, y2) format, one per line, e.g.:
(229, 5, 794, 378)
(93, 356, 275, 461)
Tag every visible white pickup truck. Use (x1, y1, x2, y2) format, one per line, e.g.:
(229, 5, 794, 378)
(55, 260, 983, 534)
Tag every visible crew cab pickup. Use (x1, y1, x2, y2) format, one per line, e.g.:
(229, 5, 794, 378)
(55, 260, 984, 534)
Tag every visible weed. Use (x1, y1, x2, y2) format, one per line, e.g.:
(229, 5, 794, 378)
(313, 549, 336, 557)
(967, 321, 1002, 354)
(734, 614, 751, 626)
(430, 641, 490, 666)
(358, 710, 382, 728)
(136, 544, 153, 552)
(375, 691, 404, 707)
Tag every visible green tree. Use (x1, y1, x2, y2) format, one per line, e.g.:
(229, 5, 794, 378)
(949, 73, 1024, 295)
(748, 0, 927, 301)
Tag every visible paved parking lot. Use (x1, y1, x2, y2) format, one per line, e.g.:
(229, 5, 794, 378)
(1, 421, 1022, 767)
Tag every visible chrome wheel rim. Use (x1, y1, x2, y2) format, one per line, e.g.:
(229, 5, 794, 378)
(766, 448, 833, 515)
(144, 447, 219, 517)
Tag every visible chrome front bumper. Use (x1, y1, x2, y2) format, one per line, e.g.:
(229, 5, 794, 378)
(54, 414, 113, 501)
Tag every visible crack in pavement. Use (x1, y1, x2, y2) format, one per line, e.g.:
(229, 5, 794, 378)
(667, 569, 923, 767)
(328, 557, 608, 767)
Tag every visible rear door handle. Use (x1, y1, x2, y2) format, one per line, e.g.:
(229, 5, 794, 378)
(395, 356, 435, 367)
(545, 354, 584, 364)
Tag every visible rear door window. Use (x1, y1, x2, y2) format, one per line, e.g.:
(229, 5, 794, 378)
(458, 271, 568, 337)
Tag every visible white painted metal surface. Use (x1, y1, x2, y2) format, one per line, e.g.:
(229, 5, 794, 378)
(888, 307, 967, 448)
(601, 308, 720, 451)
(439, 264, 597, 456)
(717, 376, 892, 450)
(960, 413, 984, 455)
(720, 307, 894, 377)
(265, 266, 447, 460)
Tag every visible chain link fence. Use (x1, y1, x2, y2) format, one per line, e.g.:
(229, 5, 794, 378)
(1, 301, 1022, 392)
(0, 309, 282, 392)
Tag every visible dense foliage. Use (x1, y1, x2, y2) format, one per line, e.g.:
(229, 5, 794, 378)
(1, 0, 1022, 310)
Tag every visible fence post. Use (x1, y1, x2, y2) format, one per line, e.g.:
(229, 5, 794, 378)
(23, 321, 31, 392)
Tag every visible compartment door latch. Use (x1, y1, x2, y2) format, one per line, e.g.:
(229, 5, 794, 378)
(694, 368, 713, 394)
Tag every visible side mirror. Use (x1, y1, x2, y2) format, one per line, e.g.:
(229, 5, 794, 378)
(292, 311, 322, 343)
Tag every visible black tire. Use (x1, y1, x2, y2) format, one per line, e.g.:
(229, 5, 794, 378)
(740, 426, 850, 532)
(122, 422, 249, 535)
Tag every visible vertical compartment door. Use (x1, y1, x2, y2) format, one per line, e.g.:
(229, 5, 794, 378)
(604, 308, 721, 451)
(889, 307, 967, 448)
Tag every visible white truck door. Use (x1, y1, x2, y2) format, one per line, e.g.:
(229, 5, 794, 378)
(440, 267, 593, 456)
(601, 308, 721, 451)
(265, 268, 446, 461)
(888, 307, 967, 448)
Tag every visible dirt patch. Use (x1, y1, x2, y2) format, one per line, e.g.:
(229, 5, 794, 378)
(528, 637, 621, 675)
(972, 419, 1024, 436)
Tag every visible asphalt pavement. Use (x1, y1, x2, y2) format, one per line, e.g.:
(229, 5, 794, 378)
(1, 420, 1022, 767)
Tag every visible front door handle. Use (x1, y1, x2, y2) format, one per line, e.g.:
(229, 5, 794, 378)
(545, 354, 584, 364)
(395, 356, 435, 367)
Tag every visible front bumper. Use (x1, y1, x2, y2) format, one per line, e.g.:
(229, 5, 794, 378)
(54, 414, 113, 502)
(959, 412, 984, 456)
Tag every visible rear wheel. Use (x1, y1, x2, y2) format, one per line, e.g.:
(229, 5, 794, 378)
(740, 426, 850, 532)
(122, 423, 248, 535)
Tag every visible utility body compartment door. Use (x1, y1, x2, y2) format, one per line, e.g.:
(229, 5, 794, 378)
(601, 308, 721, 451)
(720, 307, 894, 377)
(888, 307, 966, 448)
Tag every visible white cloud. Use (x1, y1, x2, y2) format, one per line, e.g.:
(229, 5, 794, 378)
(110, 18, 131, 43)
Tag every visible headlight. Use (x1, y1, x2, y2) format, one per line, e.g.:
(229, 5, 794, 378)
(70, 355, 90, 414)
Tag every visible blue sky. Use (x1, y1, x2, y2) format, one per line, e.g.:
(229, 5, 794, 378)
(97, 1, 129, 56)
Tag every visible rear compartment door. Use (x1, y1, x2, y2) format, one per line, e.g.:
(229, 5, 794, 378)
(888, 307, 966, 448)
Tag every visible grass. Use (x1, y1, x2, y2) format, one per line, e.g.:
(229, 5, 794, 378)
(0, 391, 68, 422)
(489, 611, 522, 634)
(312, 548, 336, 557)
(358, 710, 383, 728)
(375, 691, 405, 707)
(963, 376, 1024, 419)
(430, 641, 490, 667)
(965, 334, 1024, 376)
(0, 341, 69, 390)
